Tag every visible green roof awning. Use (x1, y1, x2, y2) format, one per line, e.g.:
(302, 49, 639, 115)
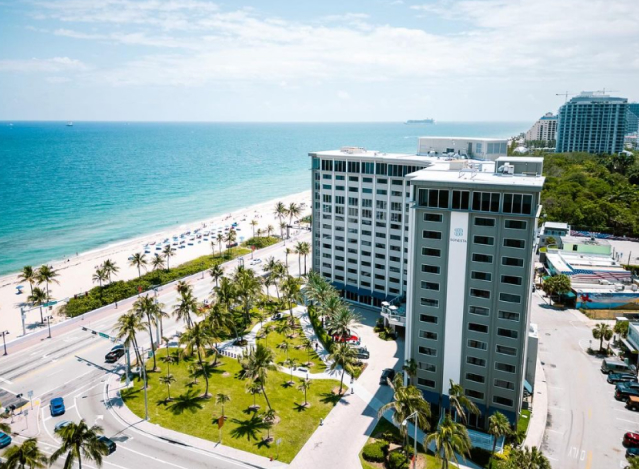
(562, 291, 577, 299)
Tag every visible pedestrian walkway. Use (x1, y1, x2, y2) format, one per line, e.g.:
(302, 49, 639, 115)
(523, 358, 548, 449)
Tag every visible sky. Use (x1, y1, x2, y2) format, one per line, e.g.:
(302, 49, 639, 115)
(0, 0, 638, 122)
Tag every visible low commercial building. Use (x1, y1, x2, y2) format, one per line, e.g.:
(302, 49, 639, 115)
(417, 137, 508, 161)
(559, 236, 612, 256)
(539, 222, 570, 247)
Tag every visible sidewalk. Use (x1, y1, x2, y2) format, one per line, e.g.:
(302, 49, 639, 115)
(105, 374, 286, 469)
(523, 358, 548, 449)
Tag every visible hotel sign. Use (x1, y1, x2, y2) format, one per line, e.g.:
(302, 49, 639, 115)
(450, 226, 467, 243)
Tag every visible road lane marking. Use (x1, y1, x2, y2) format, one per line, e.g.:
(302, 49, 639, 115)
(0, 377, 13, 384)
(117, 444, 191, 469)
(616, 417, 639, 424)
(588, 408, 592, 419)
(585, 451, 592, 469)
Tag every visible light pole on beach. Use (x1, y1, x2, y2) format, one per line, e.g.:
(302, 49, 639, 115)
(45, 316, 53, 339)
(402, 411, 419, 469)
(1, 330, 9, 355)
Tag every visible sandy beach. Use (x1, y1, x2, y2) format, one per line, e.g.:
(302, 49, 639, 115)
(0, 190, 311, 338)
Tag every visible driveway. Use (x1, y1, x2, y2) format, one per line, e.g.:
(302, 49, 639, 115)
(532, 291, 633, 469)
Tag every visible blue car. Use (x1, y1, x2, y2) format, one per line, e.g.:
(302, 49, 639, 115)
(50, 397, 65, 417)
(0, 431, 11, 449)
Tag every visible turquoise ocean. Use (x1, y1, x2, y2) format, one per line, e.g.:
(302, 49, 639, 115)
(0, 121, 527, 276)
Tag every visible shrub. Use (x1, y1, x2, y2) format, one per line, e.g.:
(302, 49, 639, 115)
(469, 447, 493, 466)
(241, 236, 280, 250)
(362, 440, 388, 463)
(387, 450, 410, 469)
(380, 431, 402, 445)
(307, 306, 334, 350)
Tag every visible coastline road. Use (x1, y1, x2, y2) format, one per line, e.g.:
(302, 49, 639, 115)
(0, 233, 309, 468)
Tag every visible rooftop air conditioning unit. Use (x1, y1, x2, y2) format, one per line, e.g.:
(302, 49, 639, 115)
(504, 163, 515, 175)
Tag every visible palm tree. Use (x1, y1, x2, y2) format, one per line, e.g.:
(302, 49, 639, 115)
(320, 294, 347, 324)
(281, 275, 303, 326)
(425, 414, 472, 469)
(113, 311, 145, 368)
(28, 287, 48, 324)
(266, 224, 274, 237)
(129, 253, 147, 278)
(133, 295, 160, 371)
(302, 339, 314, 366)
(210, 239, 216, 255)
(242, 343, 277, 410)
(176, 280, 190, 295)
(153, 300, 169, 342)
(592, 322, 613, 352)
(209, 264, 224, 288)
(294, 242, 303, 276)
(0, 418, 10, 434)
(216, 393, 231, 419)
(274, 201, 288, 238)
(296, 242, 311, 276)
(256, 228, 263, 238)
(284, 248, 292, 271)
(18, 266, 37, 297)
(506, 446, 551, 469)
(287, 202, 301, 227)
(246, 381, 262, 410)
(173, 290, 198, 329)
(216, 233, 224, 257)
(448, 380, 480, 424)
(0, 437, 48, 468)
(159, 374, 176, 401)
(162, 245, 174, 270)
(225, 230, 237, 257)
(378, 375, 431, 453)
(36, 265, 58, 301)
(279, 341, 290, 363)
(629, 457, 639, 469)
(102, 259, 119, 284)
(285, 357, 297, 384)
(151, 253, 165, 271)
(488, 411, 511, 461)
(51, 419, 108, 469)
(328, 343, 358, 394)
(250, 219, 258, 238)
(298, 378, 311, 407)
(92, 266, 108, 288)
(326, 306, 361, 342)
(180, 321, 214, 398)
(402, 359, 418, 385)
(261, 408, 276, 441)
(234, 267, 262, 327)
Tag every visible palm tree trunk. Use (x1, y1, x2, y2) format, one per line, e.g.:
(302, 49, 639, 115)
(198, 349, 209, 397)
(261, 384, 272, 410)
(147, 318, 158, 370)
(138, 266, 141, 278)
(39, 305, 44, 323)
(167, 384, 171, 400)
(298, 256, 301, 277)
(304, 255, 307, 276)
(340, 369, 345, 394)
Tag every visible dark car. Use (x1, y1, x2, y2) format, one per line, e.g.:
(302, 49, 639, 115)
(105, 347, 125, 363)
(0, 431, 11, 449)
(627, 446, 639, 458)
(616, 382, 639, 401)
(380, 368, 395, 385)
(608, 373, 637, 384)
(625, 432, 639, 448)
(98, 436, 117, 455)
(50, 397, 65, 417)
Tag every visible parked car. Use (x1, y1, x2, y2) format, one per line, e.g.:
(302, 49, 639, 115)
(616, 382, 639, 401)
(249, 258, 262, 265)
(333, 334, 360, 345)
(608, 373, 637, 384)
(50, 397, 65, 416)
(627, 446, 639, 458)
(54, 420, 72, 432)
(98, 436, 117, 455)
(105, 347, 125, 363)
(350, 346, 370, 359)
(602, 358, 633, 375)
(271, 312, 283, 320)
(380, 368, 395, 385)
(625, 432, 639, 447)
(0, 431, 11, 449)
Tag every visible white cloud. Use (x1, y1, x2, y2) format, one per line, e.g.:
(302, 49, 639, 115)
(46, 76, 71, 83)
(337, 90, 351, 100)
(0, 56, 89, 73)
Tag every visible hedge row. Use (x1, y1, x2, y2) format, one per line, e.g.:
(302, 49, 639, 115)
(361, 440, 389, 462)
(241, 236, 280, 250)
(61, 248, 251, 318)
(307, 305, 334, 351)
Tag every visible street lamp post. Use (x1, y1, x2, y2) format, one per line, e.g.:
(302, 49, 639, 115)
(1, 330, 9, 355)
(136, 346, 149, 421)
(45, 316, 53, 339)
(402, 411, 419, 469)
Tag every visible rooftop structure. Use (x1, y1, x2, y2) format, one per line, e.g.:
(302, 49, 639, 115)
(559, 235, 612, 256)
(417, 137, 508, 161)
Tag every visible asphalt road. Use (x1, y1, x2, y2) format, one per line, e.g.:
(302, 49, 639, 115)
(0, 232, 309, 469)
(532, 291, 633, 469)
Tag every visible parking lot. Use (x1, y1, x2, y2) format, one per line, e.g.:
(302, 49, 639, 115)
(532, 291, 637, 469)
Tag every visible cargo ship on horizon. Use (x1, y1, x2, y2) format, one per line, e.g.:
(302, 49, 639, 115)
(405, 119, 434, 124)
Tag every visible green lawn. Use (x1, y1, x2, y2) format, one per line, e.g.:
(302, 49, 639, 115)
(255, 316, 327, 373)
(517, 409, 531, 435)
(359, 417, 457, 469)
(122, 349, 343, 463)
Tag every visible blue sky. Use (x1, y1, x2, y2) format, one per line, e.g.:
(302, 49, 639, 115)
(1, 0, 638, 122)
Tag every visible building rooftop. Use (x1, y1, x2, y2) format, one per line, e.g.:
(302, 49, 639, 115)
(418, 136, 508, 142)
(495, 157, 544, 164)
(310, 148, 491, 166)
(560, 235, 611, 247)
(407, 168, 545, 188)
(543, 221, 570, 230)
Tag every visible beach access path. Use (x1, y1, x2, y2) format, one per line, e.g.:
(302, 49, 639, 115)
(0, 190, 311, 339)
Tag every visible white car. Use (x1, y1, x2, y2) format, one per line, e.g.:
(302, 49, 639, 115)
(250, 258, 262, 265)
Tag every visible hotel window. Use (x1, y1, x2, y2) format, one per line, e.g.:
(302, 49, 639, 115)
(468, 339, 487, 350)
(322, 184, 332, 190)
(498, 310, 520, 322)
(376, 163, 388, 175)
(376, 200, 387, 210)
(377, 189, 387, 195)
(494, 379, 515, 390)
(466, 389, 484, 400)
(321, 160, 333, 171)
(348, 197, 358, 206)
(349, 186, 358, 193)
(417, 378, 436, 388)
(312, 157, 320, 170)
(418, 346, 437, 356)
(334, 160, 346, 172)
(348, 208, 358, 217)
(391, 190, 402, 197)
(452, 190, 470, 210)
(470, 289, 490, 299)
(499, 293, 521, 304)
(471, 271, 492, 282)
(419, 330, 438, 340)
(472, 192, 500, 213)
(362, 209, 372, 219)
(424, 213, 443, 222)
(467, 356, 486, 367)
(468, 323, 488, 333)
(361, 162, 374, 174)
(422, 247, 441, 257)
(502, 256, 523, 267)
(472, 253, 493, 263)
(391, 202, 402, 211)
(419, 362, 436, 372)
(336, 175, 345, 180)
(504, 239, 525, 249)
(495, 362, 516, 373)
(418, 189, 450, 209)
(505, 219, 527, 230)
(469, 306, 489, 317)
(501, 275, 522, 286)
(496, 345, 517, 356)
(377, 178, 387, 184)
(348, 162, 360, 173)
(420, 314, 438, 324)
(421, 281, 440, 291)
(503, 193, 533, 214)
(466, 373, 485, 383)
(323, 174, 332, 180)
(390, 213, 402, 223)
(362, 199, 373, 207)
(420, 298, 439, 308)
(335, 196, 345, 205)
(376, 211, 386, 221)
(363, 177, 373, 183)
(363, 188, 373, 194)
(336, 185, 344, 191)
(422, 230, 442, 240)
(322, 205, 332, 213)
(493, 396, 514, 407)
(474, 217, 495, 227)
(323, 194, 332, 203)
(421, 264, 441, 274)
(497, 328, 518, 339)
(473, 235, 494, 246)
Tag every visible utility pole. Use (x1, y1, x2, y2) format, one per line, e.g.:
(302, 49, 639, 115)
(1, 330, 9, 355)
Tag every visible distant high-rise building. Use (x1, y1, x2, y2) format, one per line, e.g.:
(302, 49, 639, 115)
(627, 103, 639, 135)
(556, 92, 628, 154)
(525, 112, 557, 143)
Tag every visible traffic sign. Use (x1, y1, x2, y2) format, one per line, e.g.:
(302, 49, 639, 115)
(98, 332, 109, 339)
(27, 390, 33, 398)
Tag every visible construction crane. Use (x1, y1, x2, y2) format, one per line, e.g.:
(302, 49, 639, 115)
(595, 88, 619, 96)
(556, 91, 577, 104)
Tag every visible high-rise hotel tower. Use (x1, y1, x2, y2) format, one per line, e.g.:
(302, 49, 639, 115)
(309, 147, 544, 427)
